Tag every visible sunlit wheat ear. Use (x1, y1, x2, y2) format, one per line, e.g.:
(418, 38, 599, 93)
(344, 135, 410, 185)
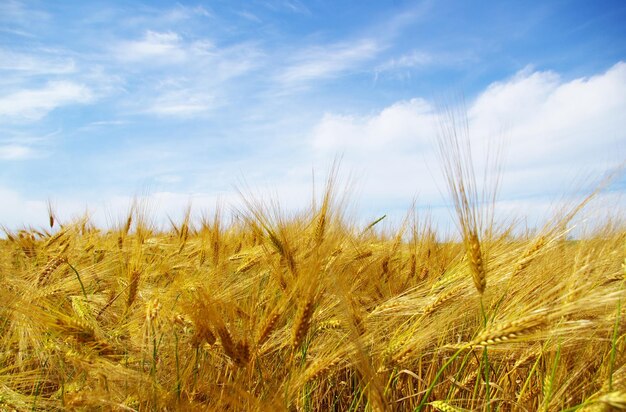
(123, 213, 132, 235)
(429, 400, 466, 412)
(603, 356, 626, 392)
(145, 298, 160, 322)
(97, 289, 121, 320)
(451, 368, 478, 397)
(304, 356, 342, 383)
(216, 324, 236, 357)
(236, 339, 251, 365)
(216, 324, 249, 365)
(513, 235, 547, 275)
(292, 296, 315, 351)
(191, 323, 216, 348)
(423, 285, 464, 317)
(466, 230, 486, 294)
(18, 231, 36, 258)
(257, 311, 281, 346)
(598, 392, 626, 409)
(316, 319, 342, 332)
(353, 249, 373, 260)
(407, 252, 417, 278)
(513, 343, 542, 370)
(126, 269, 140, 309)
(47, 201, 55, 228)
(469, 312, 548, 347)
(56, 315, 97, 345)
(314, 209, 326, 245)
(236, 254, 261, 274)
(37, 255, 67, 286)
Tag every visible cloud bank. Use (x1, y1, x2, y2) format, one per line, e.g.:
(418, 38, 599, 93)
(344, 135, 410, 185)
(310, 62, 625, 223)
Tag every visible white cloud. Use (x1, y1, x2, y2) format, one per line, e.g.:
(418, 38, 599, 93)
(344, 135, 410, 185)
(376, 50, 433, 72)
(468, 62, 626, 174)
(0, 81, 93, 121)
(86, 120, 128, 126)
(308, 62, 626, 209)
(313, 98, 437, 151)
(261, 0, 310, 14)
(0, 49, 76, 75)
(0, 144, 35, 160)
(145, 89, 214, 117)
(0, 0, 49, 26)
(280, 0, 310, 14)
(238, 10, 262, 23)
(278, 39, 382, 86)
(161, 5, 211, 21)
(114, 31, 186, 63)
(109, 30, 261, 117)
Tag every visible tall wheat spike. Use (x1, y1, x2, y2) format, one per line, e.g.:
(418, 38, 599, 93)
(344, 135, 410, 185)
(292, 296, 315, 351)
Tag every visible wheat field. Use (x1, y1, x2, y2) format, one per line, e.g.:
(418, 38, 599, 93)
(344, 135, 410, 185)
(0, 141, 624, 411)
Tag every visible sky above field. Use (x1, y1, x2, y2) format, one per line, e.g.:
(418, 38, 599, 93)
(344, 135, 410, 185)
(1, 0, 625, 230)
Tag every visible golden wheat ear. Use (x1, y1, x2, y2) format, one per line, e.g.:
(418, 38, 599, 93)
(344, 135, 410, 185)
(126, 268, 140, 310)
(257, 310, 281, 347)
(291, 295, 315, 351)
(46, 199, 55, 228)
(469, 312, 548, 347)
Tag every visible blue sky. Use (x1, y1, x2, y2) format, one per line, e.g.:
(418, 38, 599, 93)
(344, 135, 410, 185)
(0, 0, 625, 229)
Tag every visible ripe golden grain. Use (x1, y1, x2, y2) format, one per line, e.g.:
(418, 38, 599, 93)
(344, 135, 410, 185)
(466, 230, 486, 294)
(429, 400, 465, 412)
(37, 255, 67, 286)
(423, 285, 463, 317)
(257, 311, 281, 346)
(470, 313, 548, 347)
(126, 269, 140, 309)
(292, 296, 315, 350)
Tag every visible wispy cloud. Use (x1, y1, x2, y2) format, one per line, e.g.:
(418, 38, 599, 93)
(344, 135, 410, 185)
(375, 50, 433, 72)
(261, 0, 310, 15)
(0, 81, 93, 121)
(237, 10, 262, 23)
(0, 129, 60, 160)
(144, 89, 215, 117)
(110, 31, 262, 117)
(160, 4, 211, 21)
(278, 39, 383, 86)
(0, 48, 76, 75)
(114, 4, 212, 28)
(87, 120, 129, 127)
(0, 144, 35, 160)
(0, 0, 50, 26)
(114, 31, 187, 63)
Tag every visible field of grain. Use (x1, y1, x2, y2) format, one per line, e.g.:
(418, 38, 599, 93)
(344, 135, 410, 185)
(1, 143, 624, 411)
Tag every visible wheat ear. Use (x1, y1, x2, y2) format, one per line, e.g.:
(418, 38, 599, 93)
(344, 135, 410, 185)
(466, 230, 486, 294)
(470, 313, 548, 347)
(126, 269, 140, 309)
(38, 255, 67, 286)
(257, 311, 281, 346)
(292, 296, 315, 350)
